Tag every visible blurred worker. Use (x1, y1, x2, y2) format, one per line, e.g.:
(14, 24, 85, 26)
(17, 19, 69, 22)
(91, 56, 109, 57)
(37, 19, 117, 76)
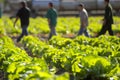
(14, 1, 30, 42)
(46, 2, 57, 40)
(77, 3, 90, 37)
(97, 0, 114, 36)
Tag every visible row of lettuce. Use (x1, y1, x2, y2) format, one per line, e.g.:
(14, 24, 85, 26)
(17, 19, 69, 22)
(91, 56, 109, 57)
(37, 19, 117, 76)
(21, 35, 120, 80)
(0, 36, 69, 80)
(0, 17, 120, 36)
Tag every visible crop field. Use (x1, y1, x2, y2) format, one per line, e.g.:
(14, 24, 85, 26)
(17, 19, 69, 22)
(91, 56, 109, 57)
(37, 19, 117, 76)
(0, 16, 120, 80)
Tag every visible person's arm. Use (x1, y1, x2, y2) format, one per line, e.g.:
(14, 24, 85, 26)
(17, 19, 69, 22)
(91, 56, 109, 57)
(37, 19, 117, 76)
(46, 10, 51, 25)
(14, 9, 21, 27)
(104, 6, 110, 25)
(81, 13, 87, 27)
(14, 16, 19, 27)
(81, 21, 85, 27)
(48, 19, 50, 25)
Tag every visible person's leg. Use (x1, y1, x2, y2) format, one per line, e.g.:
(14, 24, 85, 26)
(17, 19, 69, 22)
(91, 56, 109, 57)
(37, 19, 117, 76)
(108, 24, 114, 35)
(78, 27, 85, 36)
(48, 26, 53, 40)
(17, 26, 28, 42)
(17, 27, 24, 42)
(97, 24, 107, 37)
(84, 29, 90, 37)
(48, 26, 57, 40)
(52, 27, 57, 35)
(24, 26, 28, 36)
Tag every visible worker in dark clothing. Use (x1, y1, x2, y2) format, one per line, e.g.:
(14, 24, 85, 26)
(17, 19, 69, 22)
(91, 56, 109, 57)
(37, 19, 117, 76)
(97, 0, 114, 36)
(14, 1, 30, 42)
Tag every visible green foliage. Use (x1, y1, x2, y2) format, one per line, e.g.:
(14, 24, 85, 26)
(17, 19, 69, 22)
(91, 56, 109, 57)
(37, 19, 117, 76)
(1, 16, 120, 80)
(0, 36, 69, 80)
(21, 35, 120, 80)
(0, 19, 6, 35)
